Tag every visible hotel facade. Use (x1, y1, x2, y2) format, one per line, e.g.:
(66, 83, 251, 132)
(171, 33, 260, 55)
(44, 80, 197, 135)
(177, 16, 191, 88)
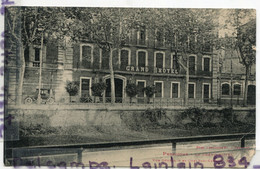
(6, 25, 256, 106)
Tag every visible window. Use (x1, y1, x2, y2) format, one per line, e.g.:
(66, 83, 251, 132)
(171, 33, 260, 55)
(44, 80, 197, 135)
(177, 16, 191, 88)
(80, 44, 93, 69)
(154, 81, 163, 98)
(24, 46, 29, 62)
(222, 83, 230, 95)
(120, 49, 130, 69)
(80, 77, 92, 97)
(156, 28, 165, 47)
(154, 52, 165, 69)
(203, 83, 210, 102)
(189, 34, 197, 51)
(203, 39, 212, 52)
(121, 27, 131, 45)
(233, 84, 241, 96)
(171, 82, 180, 98)
(102, 49, 109, 69)
(137, 50, 147, 67)
(137, 80, 146, 97)
(189, 56, 196, 75)
(138, 26, 146, 45)
(35, 48, 40, 62)
(171, 53, 179, 72)
(171, 33, 177, 50)
(188, 83, 196, 98)
(203, 56, 211, 72)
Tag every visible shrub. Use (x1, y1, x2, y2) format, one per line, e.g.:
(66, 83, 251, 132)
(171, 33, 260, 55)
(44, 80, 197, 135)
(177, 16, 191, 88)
(219, 108, 234, 122)
(19, 123, 61, 136)
(65, 81, 79, 102)
(143, 85, 157, 103)
(125, 83, 138, 103)
(141, 108, 166, 124)
(65, 81, 79, 96)
(180, 107, 206, 127)
(179, 107, 236, 129)
(91, 82, 107, 97)
(245, 109, 255, 124)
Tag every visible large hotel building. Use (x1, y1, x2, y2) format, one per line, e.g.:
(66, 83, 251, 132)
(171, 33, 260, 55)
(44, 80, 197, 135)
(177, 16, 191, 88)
(6, 23, 256, 106)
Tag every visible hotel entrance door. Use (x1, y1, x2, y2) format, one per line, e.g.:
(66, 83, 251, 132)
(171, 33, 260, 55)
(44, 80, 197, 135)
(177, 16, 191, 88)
(105, 78, 123, 103)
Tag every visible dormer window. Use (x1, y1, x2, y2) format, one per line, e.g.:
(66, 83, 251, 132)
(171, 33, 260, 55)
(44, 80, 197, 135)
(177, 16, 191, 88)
(138, 25, 147, 46)
(155, 28, 165, 47)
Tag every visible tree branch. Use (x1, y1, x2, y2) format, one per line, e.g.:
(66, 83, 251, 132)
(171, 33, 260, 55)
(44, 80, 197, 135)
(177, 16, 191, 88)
(23, 15, 29, 43)
(177, 58, 187, 71)
(12, 11, 17, 34)
(30, 8, 39, 43)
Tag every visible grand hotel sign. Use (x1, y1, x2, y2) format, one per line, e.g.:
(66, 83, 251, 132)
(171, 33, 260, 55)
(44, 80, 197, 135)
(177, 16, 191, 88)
(125, 66, 179, 74)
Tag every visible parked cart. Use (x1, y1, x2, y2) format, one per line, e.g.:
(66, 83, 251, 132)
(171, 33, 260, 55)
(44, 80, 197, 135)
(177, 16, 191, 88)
(24, 88, 55, 104)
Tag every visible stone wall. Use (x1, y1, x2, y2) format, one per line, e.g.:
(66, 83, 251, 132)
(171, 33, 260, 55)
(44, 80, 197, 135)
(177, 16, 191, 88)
(8, 106, 255, 133)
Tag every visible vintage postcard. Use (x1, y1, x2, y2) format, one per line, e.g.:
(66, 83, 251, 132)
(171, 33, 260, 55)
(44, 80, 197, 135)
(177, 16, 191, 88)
(2, 6, 256, 168)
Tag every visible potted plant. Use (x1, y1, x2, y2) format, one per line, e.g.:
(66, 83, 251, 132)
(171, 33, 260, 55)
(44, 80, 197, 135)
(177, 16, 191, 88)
(91, 82, 107, 103)
(65, 81, 79, 102)
(143, 85, 157, 104)
(125, 83, 138, 104)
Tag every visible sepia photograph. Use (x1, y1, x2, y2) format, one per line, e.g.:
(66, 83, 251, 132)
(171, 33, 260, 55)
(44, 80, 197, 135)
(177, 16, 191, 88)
(3, 7, 256, 168)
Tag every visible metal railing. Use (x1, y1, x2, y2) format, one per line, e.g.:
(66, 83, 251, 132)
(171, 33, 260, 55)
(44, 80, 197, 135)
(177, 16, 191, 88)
(7, 133, 255, 164)
(6, 94, 255, 108)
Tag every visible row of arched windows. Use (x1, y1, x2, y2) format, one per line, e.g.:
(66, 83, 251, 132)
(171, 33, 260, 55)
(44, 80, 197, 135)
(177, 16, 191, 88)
(221, 83, 242, 96)
(80, 44, 211, 72)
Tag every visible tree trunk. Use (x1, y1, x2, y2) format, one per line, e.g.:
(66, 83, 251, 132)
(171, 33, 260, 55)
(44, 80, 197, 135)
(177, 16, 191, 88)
(243, 66, 250, 106)
(37, 32, 44, 104)
(184, 62, 189, 106)
(16, 45, 25, 105)
(109, 48, 115, 104)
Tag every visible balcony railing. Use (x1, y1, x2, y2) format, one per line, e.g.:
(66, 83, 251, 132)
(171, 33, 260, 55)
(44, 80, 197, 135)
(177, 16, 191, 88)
(196, 70, 212, 76)
(32, 62, 40, 67)
(155, 40, 165, 48)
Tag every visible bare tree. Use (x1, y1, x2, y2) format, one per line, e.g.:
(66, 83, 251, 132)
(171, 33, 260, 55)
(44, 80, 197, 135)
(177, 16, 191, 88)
(225, 9, 256, 106)
(5, 7, 70, 105)
(162, 9, 219, 105)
